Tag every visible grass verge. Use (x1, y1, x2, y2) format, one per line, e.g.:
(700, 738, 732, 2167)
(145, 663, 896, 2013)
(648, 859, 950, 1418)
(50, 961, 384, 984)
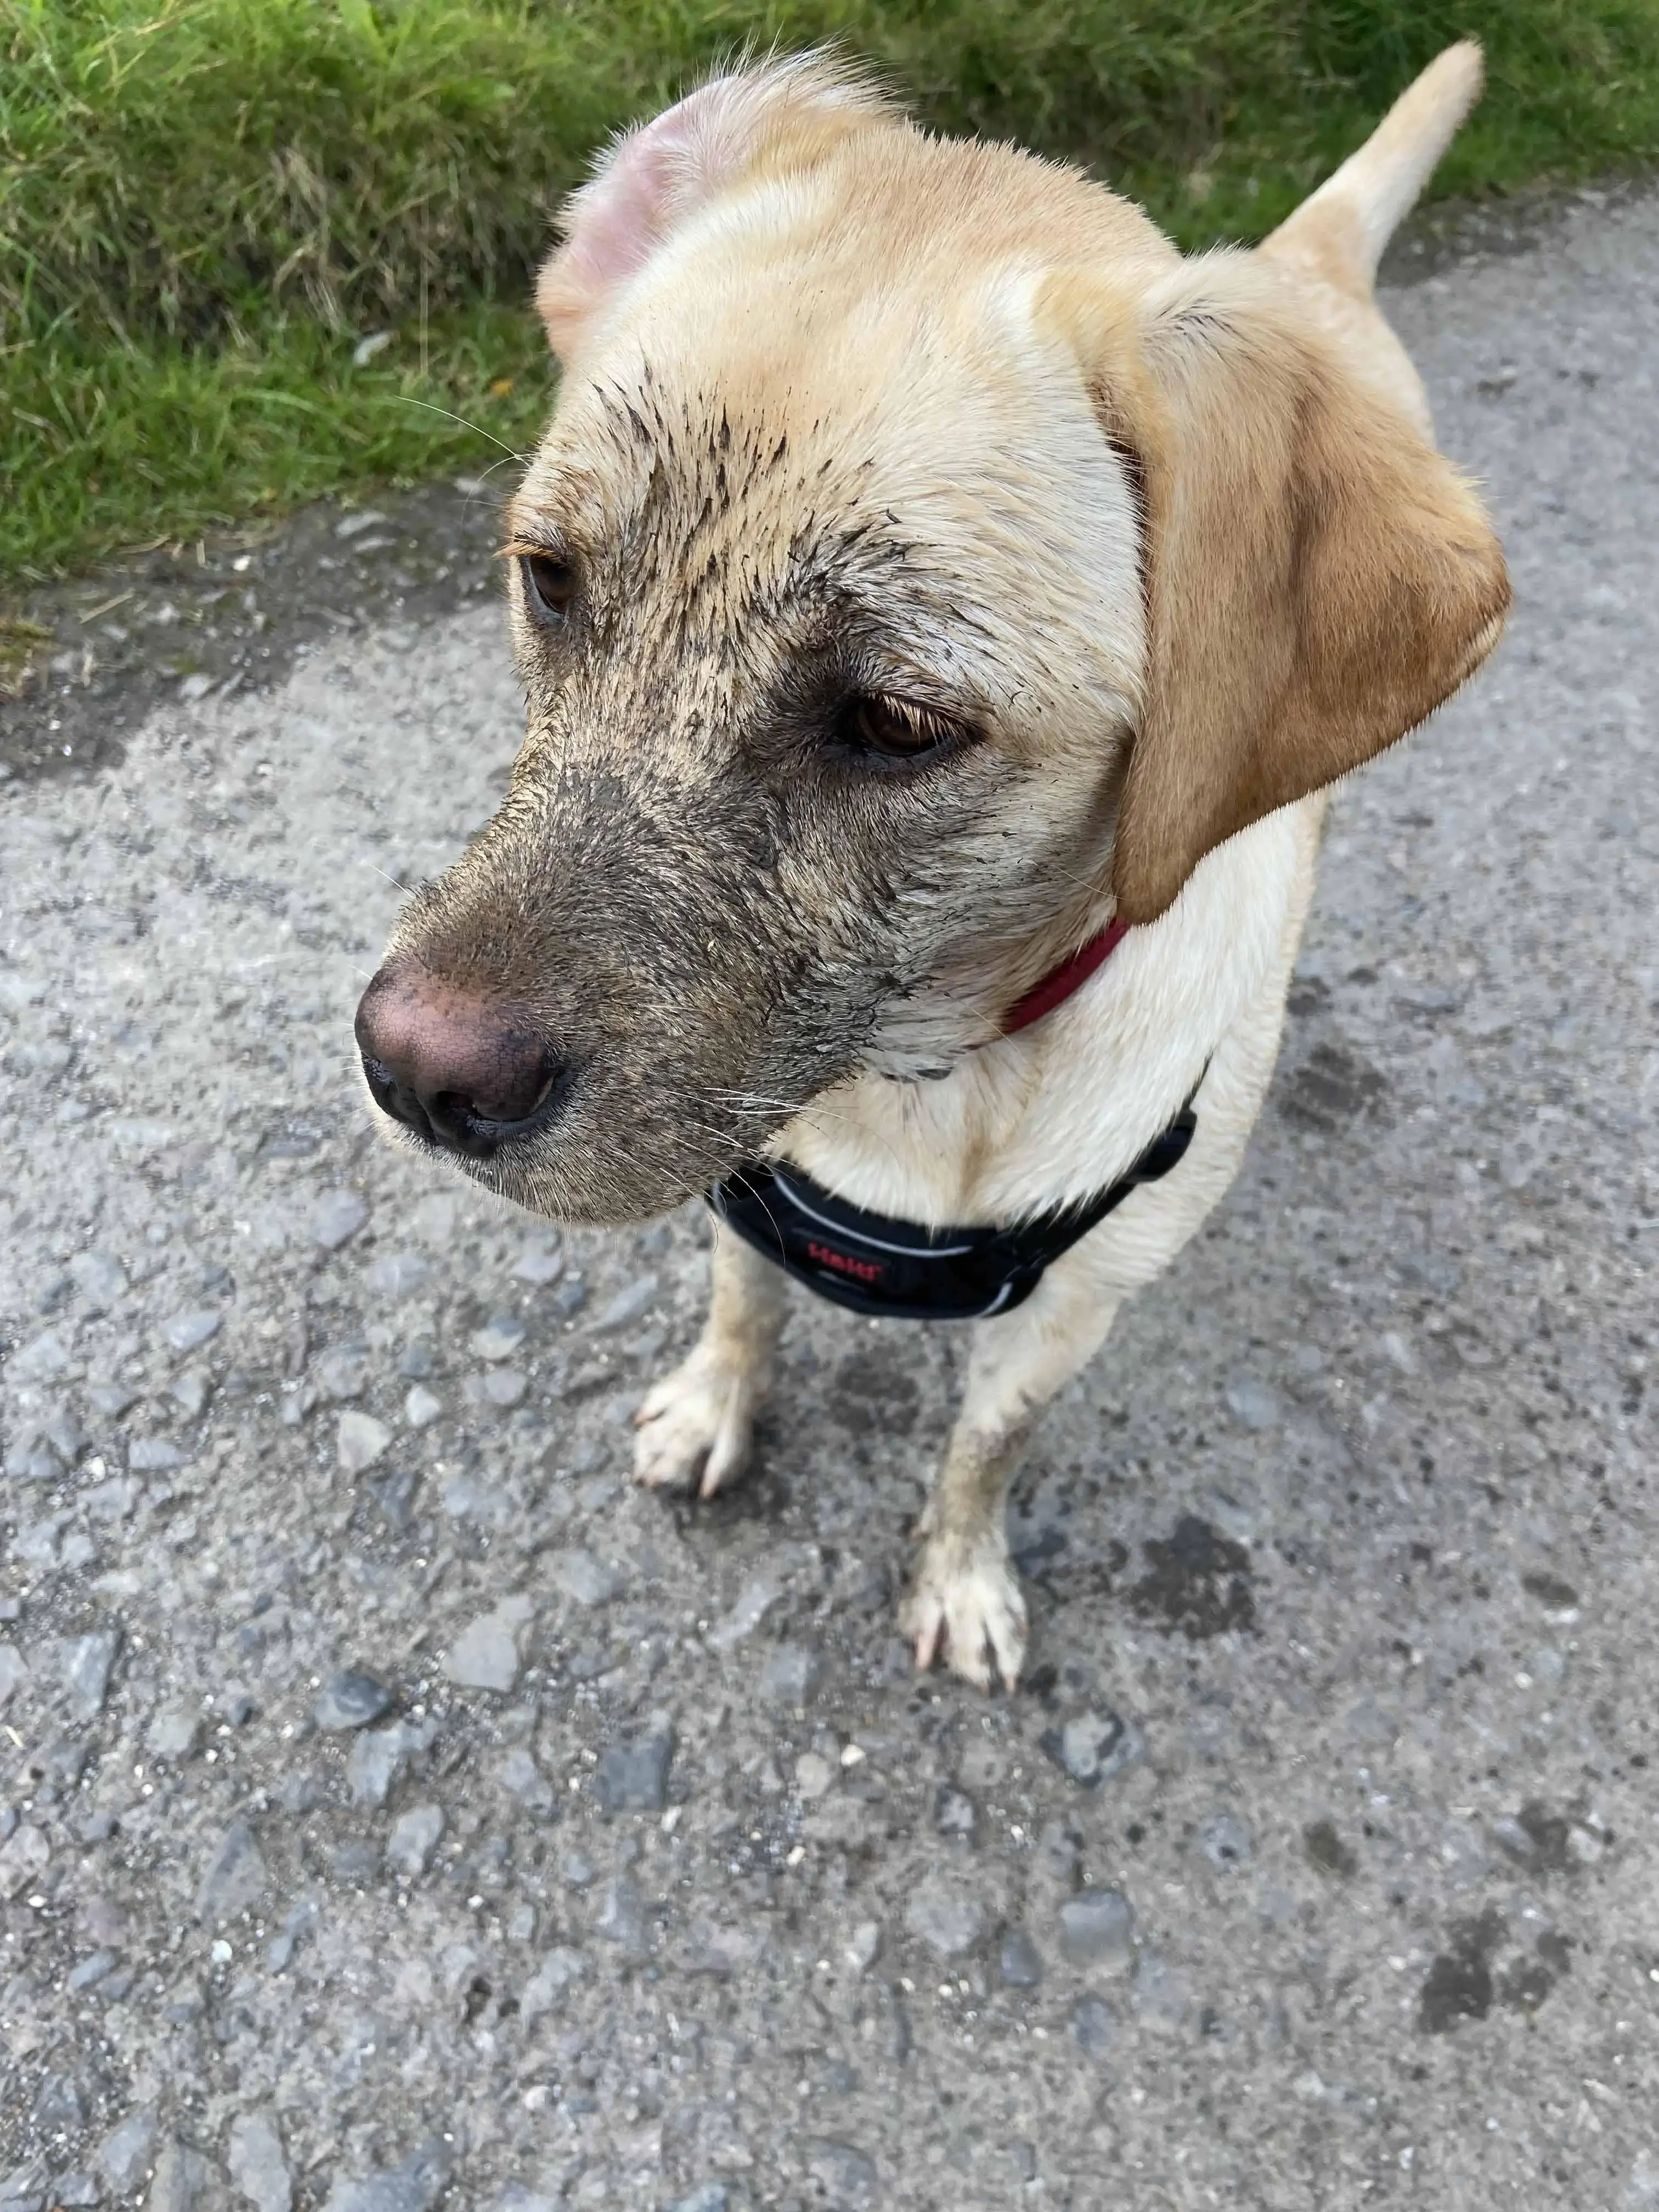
(5, 0, 1659, 583)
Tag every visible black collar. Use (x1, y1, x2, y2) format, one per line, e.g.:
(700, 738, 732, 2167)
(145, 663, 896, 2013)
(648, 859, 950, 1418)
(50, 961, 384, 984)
(710, 1097, 1197, 1322)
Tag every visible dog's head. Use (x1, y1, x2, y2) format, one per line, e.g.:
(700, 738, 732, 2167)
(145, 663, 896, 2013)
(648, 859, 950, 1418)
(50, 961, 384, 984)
(357, 56, 1508, 1222)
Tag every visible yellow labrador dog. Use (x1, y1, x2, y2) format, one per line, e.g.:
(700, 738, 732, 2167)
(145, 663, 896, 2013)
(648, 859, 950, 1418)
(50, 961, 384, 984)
(356, 45, 1507, 1690)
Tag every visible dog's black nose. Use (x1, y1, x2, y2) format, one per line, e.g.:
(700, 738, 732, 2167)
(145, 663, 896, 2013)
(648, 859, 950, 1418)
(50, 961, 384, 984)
(354, 960, 563, 1158)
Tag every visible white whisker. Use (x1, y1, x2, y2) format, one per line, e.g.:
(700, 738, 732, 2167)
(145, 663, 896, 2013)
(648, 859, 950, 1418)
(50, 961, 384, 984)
(398, 395, 528, 465)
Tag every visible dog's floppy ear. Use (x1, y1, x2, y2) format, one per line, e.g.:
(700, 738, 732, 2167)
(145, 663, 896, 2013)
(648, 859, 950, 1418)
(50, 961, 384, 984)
(537, 55, 889, 365)
(1045, 255, 1509, 923)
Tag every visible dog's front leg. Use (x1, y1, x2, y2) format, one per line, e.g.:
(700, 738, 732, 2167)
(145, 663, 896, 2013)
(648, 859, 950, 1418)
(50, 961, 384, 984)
(634, 1221, 786, 1500)
(901, 1261, 1127, 1692)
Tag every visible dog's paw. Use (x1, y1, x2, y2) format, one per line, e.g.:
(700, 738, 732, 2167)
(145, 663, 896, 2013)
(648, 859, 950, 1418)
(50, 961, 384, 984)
(900, 1534, 1028, 1692)
(633, 1351, 758, 1500)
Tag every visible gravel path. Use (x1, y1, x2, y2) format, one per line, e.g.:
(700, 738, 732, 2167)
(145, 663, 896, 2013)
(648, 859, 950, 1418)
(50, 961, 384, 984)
(2, 188, 1655, 2212)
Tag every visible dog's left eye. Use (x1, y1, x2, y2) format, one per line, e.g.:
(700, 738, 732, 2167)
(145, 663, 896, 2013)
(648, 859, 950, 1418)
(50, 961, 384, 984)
(520, 552, 579, 623)
(839, 693, 966, 764)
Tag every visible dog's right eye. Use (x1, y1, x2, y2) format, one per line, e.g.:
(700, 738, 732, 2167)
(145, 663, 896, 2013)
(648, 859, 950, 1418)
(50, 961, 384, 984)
(838, 693, 968, 766)
(520, 552, 579, 624)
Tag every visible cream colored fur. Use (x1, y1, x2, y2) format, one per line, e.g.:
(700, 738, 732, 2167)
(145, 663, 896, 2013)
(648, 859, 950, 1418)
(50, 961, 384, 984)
(532, 42, 1510, 1688)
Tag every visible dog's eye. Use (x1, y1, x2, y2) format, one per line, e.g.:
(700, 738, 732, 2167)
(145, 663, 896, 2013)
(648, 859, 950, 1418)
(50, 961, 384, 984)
(521, 552, 578, 623)
(840, 693, 965, 764)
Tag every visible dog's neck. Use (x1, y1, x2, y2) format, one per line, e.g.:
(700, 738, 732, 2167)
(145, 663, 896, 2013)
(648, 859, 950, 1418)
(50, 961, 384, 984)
(861, 901, 1132, 1080)
(995, 916, 1130, 1036)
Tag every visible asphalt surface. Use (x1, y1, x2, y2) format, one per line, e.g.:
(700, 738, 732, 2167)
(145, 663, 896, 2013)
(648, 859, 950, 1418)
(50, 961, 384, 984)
(2, 185, 1656, 2212)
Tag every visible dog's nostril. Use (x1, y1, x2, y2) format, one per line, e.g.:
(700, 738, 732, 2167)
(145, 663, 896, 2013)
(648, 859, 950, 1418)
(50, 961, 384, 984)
(358, 1051, 437, 1142)
(360, 1054, 397, 1109)
(444, 1054, 557, 1128)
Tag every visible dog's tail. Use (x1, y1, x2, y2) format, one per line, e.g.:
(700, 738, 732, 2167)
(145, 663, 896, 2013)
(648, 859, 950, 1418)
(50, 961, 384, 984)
(1262, 41, 1483, 296)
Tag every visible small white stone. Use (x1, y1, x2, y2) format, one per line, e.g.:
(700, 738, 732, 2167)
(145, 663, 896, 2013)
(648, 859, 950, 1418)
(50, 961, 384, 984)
(844, 1921, 882, 1973)
(512, 1240, 563, 1285)
(403, 1385, 442, 1429)
(336, 1410, 392, 1473)
(310, 1189, 368, 1250)
(442, 1599, 531, 1693)
(906, 1877, 984, 1959)
(551, 1549, 622, 1609)
(386, 1803, 444, 1876)
(794, 1752, 834, 1801)
(1224, 1377, 1281, 1431)
(470, 1312, 526, 1362)
(163, 1308, 221, 1353)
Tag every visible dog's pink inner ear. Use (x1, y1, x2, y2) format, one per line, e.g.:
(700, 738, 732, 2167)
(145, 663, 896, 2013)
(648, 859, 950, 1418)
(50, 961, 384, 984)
(536, 59, 885, 364)
(536, 94, 716, 362)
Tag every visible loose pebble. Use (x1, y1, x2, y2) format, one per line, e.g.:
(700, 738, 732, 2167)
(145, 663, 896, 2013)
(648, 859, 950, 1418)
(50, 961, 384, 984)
(998, 1928, 1043, 1989)
(403, 1384, 442, 1429)
(313, 1670, 394, 1731)
(1040, 1709, 1144, 1788)
(1223, 1376, 1282, 1430)
(1071, 1995, 1116, 2057)
(595, 1726, 675, 1813)
(162, 1307, 221, 1353)
(760, 1643, 823, 1708)
(470, 1311, 527, 1362)
(147, 1703, 202, 1759)
(323, 2137, 450, 2212)
(1058, 1889, 1135, 1973)
(443, 1599, 531, 1693)
(336, 1410, 392, 1472)
(511, 1240, 563, 1285)
(905, 1877, 984, 1959)
(227, 2109, 292, 2212)
(346, 1722, 427, 1807)
(592, 1871, 647, 1954)
(97, 2110, 156, 2191)
(587, 1274, 658, 1333)
(551, 1549, 622, 1609)
(195, 1823, 268, 1925)
(311, 1190, 369, 1250)
(795, 1752, 835, 1802)
(500, 1747, 556, 1818)
(385, 1805, 445, 1878)
(63, 1630, 120, 1721)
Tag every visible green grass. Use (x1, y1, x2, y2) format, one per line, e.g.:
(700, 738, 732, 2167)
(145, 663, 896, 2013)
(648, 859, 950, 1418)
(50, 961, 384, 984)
(5, 0, 1659, 584)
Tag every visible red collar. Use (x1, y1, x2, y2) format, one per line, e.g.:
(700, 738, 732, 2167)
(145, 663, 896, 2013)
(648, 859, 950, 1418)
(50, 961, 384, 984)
(998, 917, 1130, 1036)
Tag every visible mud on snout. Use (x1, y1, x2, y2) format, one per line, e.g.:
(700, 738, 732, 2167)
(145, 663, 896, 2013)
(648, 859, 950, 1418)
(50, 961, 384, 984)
(353, 698, 1012, 1224)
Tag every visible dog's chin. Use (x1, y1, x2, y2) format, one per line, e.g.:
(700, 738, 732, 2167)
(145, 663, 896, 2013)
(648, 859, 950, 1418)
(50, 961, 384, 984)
(426, 1117, 748, 1230)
